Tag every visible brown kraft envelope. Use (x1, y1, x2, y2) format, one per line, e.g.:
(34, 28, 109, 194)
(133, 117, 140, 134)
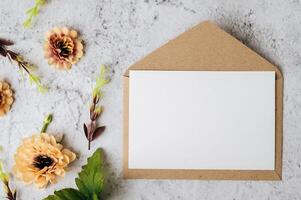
(123, 21, 283, 180)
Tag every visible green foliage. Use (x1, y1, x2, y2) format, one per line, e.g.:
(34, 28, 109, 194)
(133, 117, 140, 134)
(0, 39, 48, 93)
(94, 106, 102, 115)
(85, 65, 109, 150)
(44, 148, 104, 200)
(15, 55, 48, 93)
(0, 162, 9, 183)
(0, 149, 16, 200)
(75, 148, 104, 198)
(41, 113, 53, 133)
(29, 73, 48, 93)
(92, 65, 109, 99)
(23, 0, 46, 28)
(44, 189, 86, 200)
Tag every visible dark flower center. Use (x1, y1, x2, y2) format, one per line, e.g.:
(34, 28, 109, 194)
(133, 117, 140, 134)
(33, 155, 54, 170)
(54, 37, 73, 58)
(0, 93, 3, 105)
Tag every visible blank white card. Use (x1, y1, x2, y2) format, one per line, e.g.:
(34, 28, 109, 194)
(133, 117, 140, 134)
(129, 71, 275, 170)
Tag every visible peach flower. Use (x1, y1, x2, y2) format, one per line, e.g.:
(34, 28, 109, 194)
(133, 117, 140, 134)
(13, 133, 76, 188)
(44, 27, 84, 70)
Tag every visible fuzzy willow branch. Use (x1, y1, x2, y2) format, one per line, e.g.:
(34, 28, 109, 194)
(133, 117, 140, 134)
(0, 158, 17, 200)
(0, 38, 48, 93)
(23, 0, 47, 28)
(83, 65, 109, 150)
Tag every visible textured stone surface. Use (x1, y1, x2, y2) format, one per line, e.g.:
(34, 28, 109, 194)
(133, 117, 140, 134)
(0, 0, 300, 199)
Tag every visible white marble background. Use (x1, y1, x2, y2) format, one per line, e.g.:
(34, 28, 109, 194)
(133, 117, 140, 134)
(0, 0, 300, 199)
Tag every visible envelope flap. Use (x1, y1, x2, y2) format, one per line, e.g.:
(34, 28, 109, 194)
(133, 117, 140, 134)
(124, 21, 282, 78)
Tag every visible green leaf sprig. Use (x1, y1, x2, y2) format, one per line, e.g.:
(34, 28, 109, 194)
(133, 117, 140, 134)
(0, 38, 48, 93)
(23, 0, 46, 28)
(84, 65, 109, 150)
(41, 113, 53, 133)
(0, 150, 17, 200)
(44, 148, 104, 200)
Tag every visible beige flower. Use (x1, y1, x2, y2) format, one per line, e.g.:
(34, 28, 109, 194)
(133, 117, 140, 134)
(0, 81, 13, 117)
(13, 133, 76, 188)
(44, 27, 84, 70)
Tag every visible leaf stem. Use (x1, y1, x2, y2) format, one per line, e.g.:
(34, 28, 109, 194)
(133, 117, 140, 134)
(23, 0, 47, 28)
(0, 161, 16, 200)
(41, 114, 53, 133)
(4, 180, 16, 200)
(0, 42, 48, 93)
(84, 65, 109, 150)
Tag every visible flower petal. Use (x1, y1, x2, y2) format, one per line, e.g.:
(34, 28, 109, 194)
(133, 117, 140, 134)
(13, 133, 76, 188)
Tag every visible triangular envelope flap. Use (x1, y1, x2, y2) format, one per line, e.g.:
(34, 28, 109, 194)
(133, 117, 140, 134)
(124, 21, 282, 78)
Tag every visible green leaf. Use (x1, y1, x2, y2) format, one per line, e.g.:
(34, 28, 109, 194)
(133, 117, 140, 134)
(26, 64, 38, 71)
(93, 193, 99, 200)
(26, 7, 35, 14)
(92, 65, 109, 99)
(43, 196, 59, 200)
(31, 6, 39, 16)
(43, 149, 104, 200)
(41, 113, 53, 133)
(0, 161, 9, 183)
(24, 0, 47, 28)
(75, 148, 104, 199)
(94, 106, 102, 115)
(23, 17, 32, 28)
(44, 188, 86, 200)
(28, 73, 48, 93)
(35, 0, 46, 5)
